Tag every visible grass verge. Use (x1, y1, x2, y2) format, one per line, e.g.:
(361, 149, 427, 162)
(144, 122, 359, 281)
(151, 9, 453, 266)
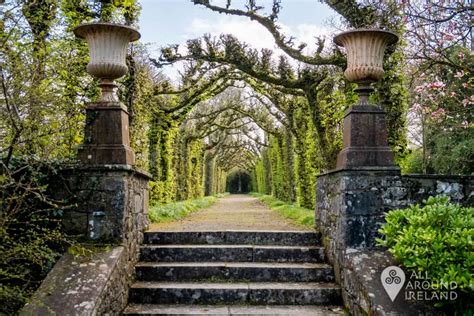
(250, 192, 314, 228)
(149, 193, 228, 223)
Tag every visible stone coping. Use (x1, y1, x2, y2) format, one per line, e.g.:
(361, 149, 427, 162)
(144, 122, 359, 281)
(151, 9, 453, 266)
(20, 246, 125, 316)
(317, 166, 401, 177)
(343, 249, 441, 315)
(86, 102, 129, 112)
(59, 164, 153, 180)
(318, 168, 473, 180)
(343, 104, 386, 118)
(404, 173, 474, 180)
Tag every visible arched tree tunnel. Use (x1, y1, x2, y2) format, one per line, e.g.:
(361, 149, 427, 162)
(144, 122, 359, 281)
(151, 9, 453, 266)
(226, 169, 252, 194)
(5, 0, 471, 314)
(148, 65, 338, 209)
(145, 0, 408, 209)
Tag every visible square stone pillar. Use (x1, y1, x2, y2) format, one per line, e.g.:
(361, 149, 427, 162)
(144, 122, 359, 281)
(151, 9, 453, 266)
(78, 102, 135, 165)
(53, 166, 150, 243)
(65, 98, 149, 243)
(317, 102, 403, 312)
(316, 168, 404, 314)
(336, 105, 394, 169)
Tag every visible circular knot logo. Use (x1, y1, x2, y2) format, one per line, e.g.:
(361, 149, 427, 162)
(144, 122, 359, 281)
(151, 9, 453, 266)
(381, 266, 406, 302)
(385, 269, 402, 285)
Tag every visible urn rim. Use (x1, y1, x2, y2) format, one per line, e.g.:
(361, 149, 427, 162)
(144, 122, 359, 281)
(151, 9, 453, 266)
(334, 28, 398, 47)
(73, 22, 141, 42)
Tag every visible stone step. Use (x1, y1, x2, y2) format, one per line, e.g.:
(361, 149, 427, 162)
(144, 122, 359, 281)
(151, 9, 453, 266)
(143, 230, 320, 246)
(123, 304, 345, 315)
(135, 262, 334, 282)
(139, 245, 325, 263)
(128, 282, 342, 305)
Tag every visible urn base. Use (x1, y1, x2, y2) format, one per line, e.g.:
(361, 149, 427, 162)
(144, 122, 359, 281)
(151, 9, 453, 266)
(79, 102, 135, 166)
(336, 105, 395, 169)
(78, 144, 135, 165)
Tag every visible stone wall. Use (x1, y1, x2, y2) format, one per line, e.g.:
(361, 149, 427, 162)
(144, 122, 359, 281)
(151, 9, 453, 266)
(316, 168, 473, 315)
(21, 165, 150, 315)
(56, 165, 150, 244)
(402, 174, 473, 205)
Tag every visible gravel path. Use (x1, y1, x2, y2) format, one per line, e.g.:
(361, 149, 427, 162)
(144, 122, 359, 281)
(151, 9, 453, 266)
(149, 194, 312, 232)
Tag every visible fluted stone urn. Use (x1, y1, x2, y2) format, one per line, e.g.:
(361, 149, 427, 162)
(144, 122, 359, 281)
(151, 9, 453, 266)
(74, 23, 140, 102)
(335, 29, 398, 83)
(74, 23, 140, 165)
(334, 29, 399, 169)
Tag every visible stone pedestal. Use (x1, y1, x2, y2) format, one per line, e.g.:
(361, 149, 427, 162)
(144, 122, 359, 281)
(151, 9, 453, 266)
(316, 168, 403, 254)
(51, 166, 150, 243)
(316, 168, 473, 315)
(336, 105, 394, 169)
(78, 102, 135, 165)
(23, 166, 152, 316)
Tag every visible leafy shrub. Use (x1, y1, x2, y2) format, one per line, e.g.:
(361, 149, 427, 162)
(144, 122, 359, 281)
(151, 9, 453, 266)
(378, 196, 473, 312)
(0, 159, 70, 314)
(429, 130, 474, 175)
(399, 148, 424, 174)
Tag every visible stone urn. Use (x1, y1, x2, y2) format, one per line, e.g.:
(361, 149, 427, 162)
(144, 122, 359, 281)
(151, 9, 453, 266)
(333, 29, 399, 169)
(334, 29, 398, 103)
(74, 22, 140, 102)
(74, 22, 140, 166)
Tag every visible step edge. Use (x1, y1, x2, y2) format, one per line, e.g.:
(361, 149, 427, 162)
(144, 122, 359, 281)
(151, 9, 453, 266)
(130, 281, 341, 289)
(123, 304, 344, 314)
(135, 262, 332, 268)
(140, 245, 323, 249)
(145, 230, 319, 234)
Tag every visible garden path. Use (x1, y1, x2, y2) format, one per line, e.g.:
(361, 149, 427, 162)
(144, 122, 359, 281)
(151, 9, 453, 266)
(148, 194, 311, 231)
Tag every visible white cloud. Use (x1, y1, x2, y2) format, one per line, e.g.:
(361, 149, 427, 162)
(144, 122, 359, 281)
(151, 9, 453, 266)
(184, 16, 278, 51)
(184, 16, 331, 55)
(163, 16, 333, 82)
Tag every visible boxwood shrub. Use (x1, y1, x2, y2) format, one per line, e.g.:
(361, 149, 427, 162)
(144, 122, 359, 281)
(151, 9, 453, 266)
(378, 196, 473, 313)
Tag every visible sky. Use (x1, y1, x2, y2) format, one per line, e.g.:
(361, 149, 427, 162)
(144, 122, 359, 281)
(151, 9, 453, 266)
(138, 0, 338, 80)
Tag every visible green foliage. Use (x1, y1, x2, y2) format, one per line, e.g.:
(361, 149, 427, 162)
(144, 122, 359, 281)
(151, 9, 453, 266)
(378, 196, 474, 312)
(399, 148, 424, 174)
(148, 116, 179, 204)
(0, 160, 70, 315)
(0, 285, 29, 316)
(226, 170, 252, 193)
(254, 158, 267, 194)
(148, 196, 219, 223)
(268, 134, 293, 201)
(317, 74, 354, 160)
(251, 193, 315, 228)
(407, 46, 473, 175)
(254, 149, 272, 195)
(377, 40, 410, 162)
(1, 2, 142, 314)
(67, 244, 112, 261)
(428, 128, 474, 175)
(122, 45, 158, 171)
(293, 101, 321, 209)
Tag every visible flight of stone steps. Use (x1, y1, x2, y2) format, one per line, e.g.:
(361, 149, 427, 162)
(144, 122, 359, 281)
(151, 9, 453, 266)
(123, 231, 344, 315)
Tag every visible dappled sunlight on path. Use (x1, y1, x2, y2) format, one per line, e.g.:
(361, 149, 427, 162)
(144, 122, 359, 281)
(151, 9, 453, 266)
(148, 194, 312, 231)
